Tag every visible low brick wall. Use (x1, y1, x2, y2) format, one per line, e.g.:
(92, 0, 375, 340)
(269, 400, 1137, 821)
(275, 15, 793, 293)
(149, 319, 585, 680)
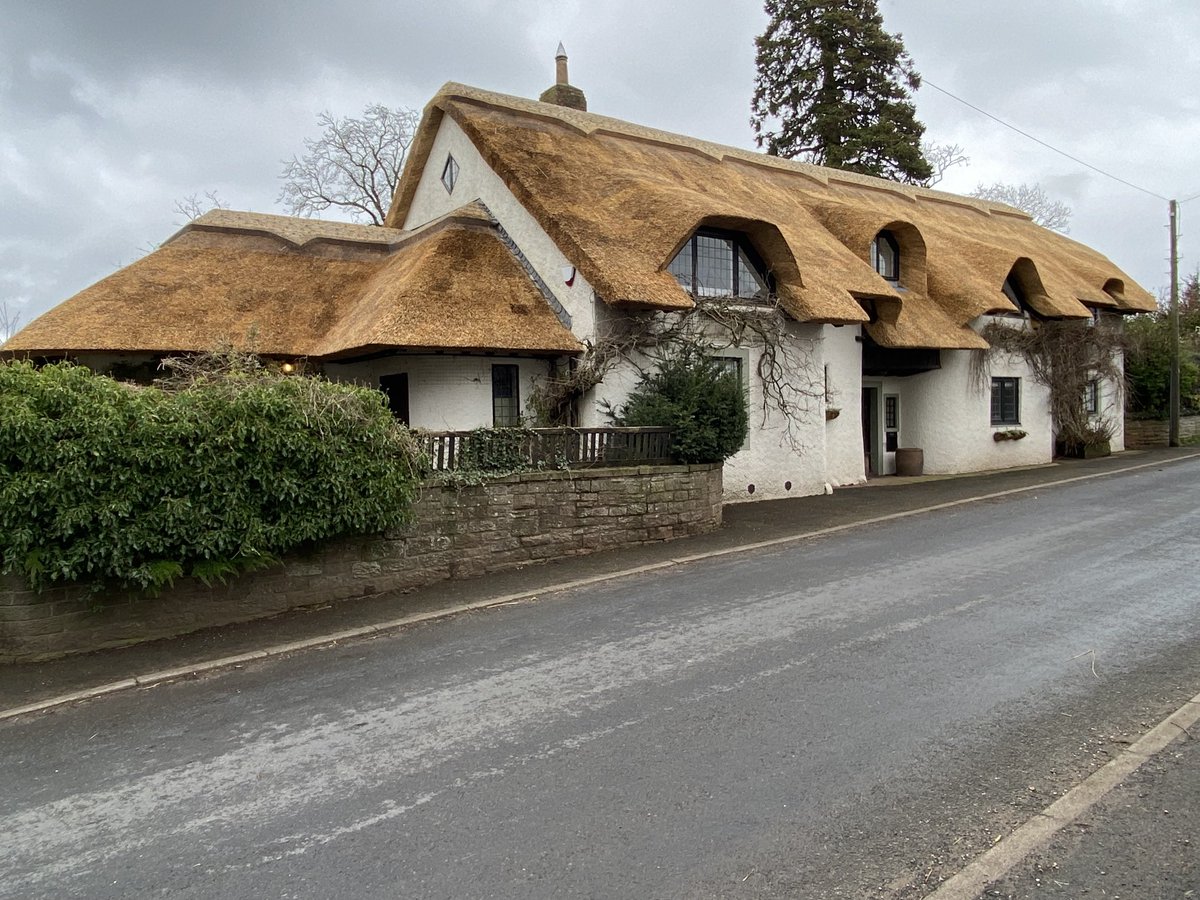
(0, 464, 722, 662)
(1124, 415, 1200, 448)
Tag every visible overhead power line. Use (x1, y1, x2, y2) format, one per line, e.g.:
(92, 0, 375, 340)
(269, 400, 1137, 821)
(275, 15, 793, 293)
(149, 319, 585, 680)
(921, 78, 1171, 203)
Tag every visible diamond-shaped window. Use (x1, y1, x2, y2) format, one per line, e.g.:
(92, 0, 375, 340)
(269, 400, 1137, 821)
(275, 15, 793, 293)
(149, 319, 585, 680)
(441, 155, 459, 194)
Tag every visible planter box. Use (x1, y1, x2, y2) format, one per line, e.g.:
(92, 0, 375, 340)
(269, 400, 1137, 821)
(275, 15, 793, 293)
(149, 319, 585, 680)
(1057, 440, 1111, 459)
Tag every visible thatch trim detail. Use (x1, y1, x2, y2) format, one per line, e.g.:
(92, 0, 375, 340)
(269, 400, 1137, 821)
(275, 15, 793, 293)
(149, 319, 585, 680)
(482, 201, 573, 328)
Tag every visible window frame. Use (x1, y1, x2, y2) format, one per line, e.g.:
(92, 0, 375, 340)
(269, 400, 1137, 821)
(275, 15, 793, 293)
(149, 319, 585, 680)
(441, 154, 459, 194)
(884, 394, 899, 452)
(491, 364, 520, 427)
(990, 376, 1021, 426)
(871, 231, 901, 283)
(711, 352, 749, 392)
(667, 228, 773, 301)
(1083, 379, 1099, 415)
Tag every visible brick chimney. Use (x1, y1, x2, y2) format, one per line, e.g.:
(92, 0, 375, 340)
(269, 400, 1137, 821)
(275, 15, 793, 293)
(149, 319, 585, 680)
(538, 43, 587, 111)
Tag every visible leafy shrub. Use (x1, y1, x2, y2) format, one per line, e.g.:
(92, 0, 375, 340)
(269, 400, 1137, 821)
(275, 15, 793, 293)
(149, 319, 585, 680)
(613, 350, 748, 464)
(1124, 313, 1200, 418)
(0, 356, 422, 593)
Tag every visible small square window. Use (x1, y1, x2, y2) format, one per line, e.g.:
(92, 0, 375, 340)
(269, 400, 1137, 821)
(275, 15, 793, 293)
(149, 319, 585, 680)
(441, 154, 459, 194)
(991, 377, 1020, 426)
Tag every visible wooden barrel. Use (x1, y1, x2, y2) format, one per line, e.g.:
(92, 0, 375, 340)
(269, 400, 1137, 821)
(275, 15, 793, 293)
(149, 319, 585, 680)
(894, 447, 924, 477)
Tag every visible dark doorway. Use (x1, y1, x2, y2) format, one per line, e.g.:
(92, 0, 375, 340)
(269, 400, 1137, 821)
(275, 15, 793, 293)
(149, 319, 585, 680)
(861, 386, 879, 476)
(379, 373, 410, 425)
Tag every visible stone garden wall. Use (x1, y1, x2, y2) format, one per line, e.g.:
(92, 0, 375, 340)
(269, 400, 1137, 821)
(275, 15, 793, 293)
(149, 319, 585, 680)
(1124, 415, 1200, 448)
(1, 464, 722, 662)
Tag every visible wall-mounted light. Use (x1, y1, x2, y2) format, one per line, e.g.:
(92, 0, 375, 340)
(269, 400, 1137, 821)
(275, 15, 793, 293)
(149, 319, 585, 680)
(281, 362, 296, 374)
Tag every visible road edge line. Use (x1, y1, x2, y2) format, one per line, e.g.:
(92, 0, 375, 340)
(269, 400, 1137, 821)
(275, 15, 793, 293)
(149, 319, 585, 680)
(923, 689, 1200, 900)
(3, 452, 1197, 722)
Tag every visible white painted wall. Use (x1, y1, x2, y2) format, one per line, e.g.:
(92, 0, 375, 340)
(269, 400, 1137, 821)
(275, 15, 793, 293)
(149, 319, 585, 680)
(822, 324, 866, 486)
(722, 320, 829, 502)
(899, 342, 1052, 475)
(1100, 360, 1126, 452)
(577, 312, 831, 503)
(324, 355, 551, 431)
(401, 116, 597, 340)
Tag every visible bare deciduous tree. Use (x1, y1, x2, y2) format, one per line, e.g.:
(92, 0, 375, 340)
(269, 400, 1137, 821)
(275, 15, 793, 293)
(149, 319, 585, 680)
(278, 104, 420, 226)
(920, 141, 969, 187)
(1, 300, 22, 345)
(971, 181, 1072, 233)
(174, 190, 229, 225)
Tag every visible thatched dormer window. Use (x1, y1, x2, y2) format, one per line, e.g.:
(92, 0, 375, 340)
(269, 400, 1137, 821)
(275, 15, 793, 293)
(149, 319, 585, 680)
(997, 276, 1033, 319)
(668, 229, 771, 300)
(871, 231, 900, 283)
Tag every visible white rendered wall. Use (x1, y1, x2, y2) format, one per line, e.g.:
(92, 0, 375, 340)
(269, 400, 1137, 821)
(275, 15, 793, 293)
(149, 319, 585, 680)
(896, 342, 1053, 475)
(324, 355, 550, 431)
(401, 117, 597, 340)
(578, 314, 831, 503)
(1099, 358, 1126, 452)
(723, 320, 829, 502)
(822, 324, 866, 486)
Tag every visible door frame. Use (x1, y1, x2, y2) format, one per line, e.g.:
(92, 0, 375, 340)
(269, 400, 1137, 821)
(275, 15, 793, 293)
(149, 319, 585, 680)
(861, 382, 883, 477)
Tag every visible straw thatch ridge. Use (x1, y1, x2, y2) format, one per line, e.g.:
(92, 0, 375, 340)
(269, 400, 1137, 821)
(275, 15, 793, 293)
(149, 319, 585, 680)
(5, 205, 581, 359)
(389, 83, 1155, 350)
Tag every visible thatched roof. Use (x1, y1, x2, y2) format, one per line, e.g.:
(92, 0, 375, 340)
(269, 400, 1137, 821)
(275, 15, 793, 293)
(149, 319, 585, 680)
(5, 205, 581, 359)
(389, 84, 1155, 349)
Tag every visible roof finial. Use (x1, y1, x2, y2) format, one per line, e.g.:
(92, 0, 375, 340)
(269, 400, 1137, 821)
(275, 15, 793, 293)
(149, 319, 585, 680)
(555, 43, 569, 86)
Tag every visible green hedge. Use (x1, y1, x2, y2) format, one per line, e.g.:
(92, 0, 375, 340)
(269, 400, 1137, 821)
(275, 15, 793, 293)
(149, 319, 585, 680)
(0, 359, 422, 593)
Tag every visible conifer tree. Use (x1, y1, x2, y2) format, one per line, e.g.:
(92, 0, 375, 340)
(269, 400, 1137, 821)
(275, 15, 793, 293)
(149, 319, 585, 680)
(751, 0, 933, 183)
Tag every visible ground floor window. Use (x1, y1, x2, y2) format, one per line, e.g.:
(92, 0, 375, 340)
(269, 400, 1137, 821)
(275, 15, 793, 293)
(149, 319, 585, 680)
(492, 364, 520, 426)
(711, 354, 746, 388)
(1083, 379, 1099, 415)
(991, 377, 1021, 426)
(884, 394, 899, 452)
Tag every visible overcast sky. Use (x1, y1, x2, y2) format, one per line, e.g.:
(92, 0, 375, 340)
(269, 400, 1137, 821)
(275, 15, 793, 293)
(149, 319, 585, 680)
(3, 0, 1198, 331)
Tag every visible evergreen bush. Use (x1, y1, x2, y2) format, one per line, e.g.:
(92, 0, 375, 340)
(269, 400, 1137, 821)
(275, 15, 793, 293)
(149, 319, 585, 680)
(0, 356, 422, 593)
(614, 351, 748, 464)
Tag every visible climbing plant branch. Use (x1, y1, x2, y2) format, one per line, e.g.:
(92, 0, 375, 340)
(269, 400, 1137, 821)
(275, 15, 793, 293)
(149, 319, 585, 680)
(528, 295, 824, 449)
(971, 318, 1126, 448)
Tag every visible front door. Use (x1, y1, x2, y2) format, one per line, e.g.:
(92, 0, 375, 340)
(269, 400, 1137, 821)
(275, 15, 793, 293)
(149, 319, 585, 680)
(861, 385, 880, 477)
(379, 373, 410, 426)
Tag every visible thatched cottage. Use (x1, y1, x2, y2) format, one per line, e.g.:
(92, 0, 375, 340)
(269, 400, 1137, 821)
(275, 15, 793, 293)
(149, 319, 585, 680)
(5, 54, 1155, 502)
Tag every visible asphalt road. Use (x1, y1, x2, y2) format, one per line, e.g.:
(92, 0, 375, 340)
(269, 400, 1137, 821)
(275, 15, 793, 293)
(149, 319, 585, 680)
(3, 461, 1199, 899)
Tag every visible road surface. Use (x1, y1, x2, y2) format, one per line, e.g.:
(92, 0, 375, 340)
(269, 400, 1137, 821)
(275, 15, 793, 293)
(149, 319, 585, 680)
(3, 461, 1199, 898)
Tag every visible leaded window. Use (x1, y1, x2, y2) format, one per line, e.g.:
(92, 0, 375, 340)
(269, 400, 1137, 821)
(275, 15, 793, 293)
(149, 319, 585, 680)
(668, 230, 770, 300)
(492, 364, 520, 426)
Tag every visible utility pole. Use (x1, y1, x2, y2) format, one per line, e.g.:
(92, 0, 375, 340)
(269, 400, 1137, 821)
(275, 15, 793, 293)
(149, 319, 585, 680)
(1169, 199, 1180, 447)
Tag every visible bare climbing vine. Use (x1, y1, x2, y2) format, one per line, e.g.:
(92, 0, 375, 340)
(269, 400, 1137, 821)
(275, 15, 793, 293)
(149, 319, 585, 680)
(528, 295, 824, 449)
(970, 317, 1126, 447)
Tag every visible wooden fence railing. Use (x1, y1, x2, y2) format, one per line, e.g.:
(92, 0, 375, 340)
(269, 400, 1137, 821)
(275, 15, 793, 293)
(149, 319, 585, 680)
(417, 427, 673, 471)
